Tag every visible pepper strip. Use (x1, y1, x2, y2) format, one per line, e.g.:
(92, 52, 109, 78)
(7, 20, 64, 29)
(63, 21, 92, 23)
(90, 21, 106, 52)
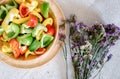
(12, 16, 30, 24)
(31, 10, 43, 22)
(2, 8, 19, 31)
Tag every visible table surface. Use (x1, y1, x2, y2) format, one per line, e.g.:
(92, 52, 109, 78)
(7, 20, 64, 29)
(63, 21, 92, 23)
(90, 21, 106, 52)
(0, 0, 120, 79)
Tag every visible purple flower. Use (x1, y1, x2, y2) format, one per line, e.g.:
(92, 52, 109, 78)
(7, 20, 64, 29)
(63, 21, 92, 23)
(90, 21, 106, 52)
(103, 24, 120, 39)
(79, 57, 83, 63)
(71, 43, 77, 50)
(107, 54, 113, 61)
(71, 53, 79, 61)
(75, 22, 88, 31)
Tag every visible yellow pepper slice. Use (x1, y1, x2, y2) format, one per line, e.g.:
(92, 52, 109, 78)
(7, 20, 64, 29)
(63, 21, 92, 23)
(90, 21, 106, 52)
(25, 0, 38, 12)
(2, 32, 9, 41)
(36, 30, 43, 40)
(25, 50, 35, 58)
(15, 0, 25, 4)
(42, 18, 53, 26)
(31, 10, 43, 22)
(2, 8, 19, 31)
(12, 16, 30, 24)
(2, 43, 12, 54)
(34, 8, 41, 13)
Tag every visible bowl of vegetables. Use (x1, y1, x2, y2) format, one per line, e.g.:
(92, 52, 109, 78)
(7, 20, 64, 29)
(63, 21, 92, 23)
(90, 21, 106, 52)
(0, 0, 65, 68)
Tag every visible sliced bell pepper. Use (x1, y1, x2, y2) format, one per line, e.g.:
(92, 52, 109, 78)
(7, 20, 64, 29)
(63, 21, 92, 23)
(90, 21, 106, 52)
(42, 18, 53, 26)
(35, 48, 46, 55)
(32, 23, 47, 37)
(2, 42, 12, 54)
(9, 38, 21, 58)
(5, 0, 18, 11)
(2, 32, 9, 41)
(36, 30, 43, 40)
(40, 2, 49, 18)
(0, 5, 8, 21)
(25, 50, 34, 58)
(19, 0, 38, 17)
(31, 10, 43, 22)
(20, 46, 28, 55)
(0, 26, 4, 35)
(40, 33, 54, 48)
(15, 0, 25, 4)
(34, 8, 41, 13)
(20, 25, 33, 34)
(17, 33, 33, 46)
(6, 23, 20, 40)
(19, 3, 30, 18)
(27, 14, 38, 27)
(29, 40, 41, 52)
(12, 16, 30, 24)
(46, 24, 55, 36)
(2, 8, 19, 31)
(26, 0, 38, 12)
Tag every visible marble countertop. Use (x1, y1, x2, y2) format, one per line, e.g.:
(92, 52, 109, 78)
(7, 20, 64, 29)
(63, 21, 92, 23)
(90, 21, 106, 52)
(0, 0, 120, 79)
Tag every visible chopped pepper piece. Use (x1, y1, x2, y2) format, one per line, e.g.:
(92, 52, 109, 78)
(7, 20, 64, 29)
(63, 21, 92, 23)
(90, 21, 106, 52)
(15, 0, 25, 4)
(40, 33, 54, 48)
(5, 0, 18, 11)
(25, 50, 34, 58)
(42, 18, 53, 26)
(0, 5, 8, 21)
(29, 40, 41, 52)
(40, 2, 49, 18)
(17, 33, 33, 46)
(12, 16, 30, 24)
(31, 10, 43, 22)
(0, 26, 4, 35)
(35, 48, 46, 55)
(27, 14, 38, 27)
(36, 30, 43, 40)
(6, 23, 20, 40)
(9, 38, 21, 58)
(32, 23, 47, 37)
(20, 25, 33, 34)
(2, 42, 12, 54)
(2, 8, 19, 31)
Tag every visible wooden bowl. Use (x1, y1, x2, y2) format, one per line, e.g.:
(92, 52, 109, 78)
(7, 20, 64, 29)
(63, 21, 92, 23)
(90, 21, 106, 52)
(0, 0, 65, 68)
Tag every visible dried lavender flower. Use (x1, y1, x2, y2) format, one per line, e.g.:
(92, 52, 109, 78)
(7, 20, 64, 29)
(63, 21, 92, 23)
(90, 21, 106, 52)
(62, 15, 120, 79)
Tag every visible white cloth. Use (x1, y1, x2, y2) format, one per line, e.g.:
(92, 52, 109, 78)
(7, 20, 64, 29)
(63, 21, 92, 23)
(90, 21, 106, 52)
(0, 0, 120, 79)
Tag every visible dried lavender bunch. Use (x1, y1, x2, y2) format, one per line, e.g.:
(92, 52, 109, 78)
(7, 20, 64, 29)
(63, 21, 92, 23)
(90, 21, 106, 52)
(66, 15, 120, 79)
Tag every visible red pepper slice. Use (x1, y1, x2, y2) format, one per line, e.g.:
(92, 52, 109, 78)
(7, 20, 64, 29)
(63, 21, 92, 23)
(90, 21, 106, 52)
(46, 24, 55, 36)
(27, 14, 38, 27)
(19, 3, 29, 18)
(9, 39, 21, 58)
(20, 46, 28, 55)
(35, 48, 46, 55)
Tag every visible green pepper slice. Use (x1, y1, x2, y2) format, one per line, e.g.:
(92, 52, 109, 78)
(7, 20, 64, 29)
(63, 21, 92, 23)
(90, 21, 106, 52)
(6, 23, 20, 40)
(0, 26, 4, 35)
(17, 33, 33, 46)
(20, 26, 33, 34)
(0, 5, 8, 21)
(40, 34, 54, 48)
(29, 40, 41, 52)
(5, 0, 18, 11)
(40, 2, 49, 18)
(32, 23, 47, 37)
